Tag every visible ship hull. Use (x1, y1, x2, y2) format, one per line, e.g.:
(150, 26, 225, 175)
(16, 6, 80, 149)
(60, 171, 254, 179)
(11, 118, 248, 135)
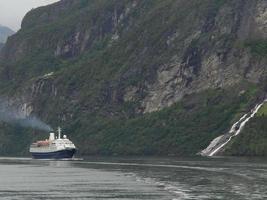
(31, 149, 76, 159)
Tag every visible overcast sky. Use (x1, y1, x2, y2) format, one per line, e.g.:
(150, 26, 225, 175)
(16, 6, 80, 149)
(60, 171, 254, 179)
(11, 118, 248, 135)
(0, 0, 60, 31)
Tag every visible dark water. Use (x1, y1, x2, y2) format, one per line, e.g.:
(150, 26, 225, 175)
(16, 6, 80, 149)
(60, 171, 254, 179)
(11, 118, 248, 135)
(0, 156, 266, 200)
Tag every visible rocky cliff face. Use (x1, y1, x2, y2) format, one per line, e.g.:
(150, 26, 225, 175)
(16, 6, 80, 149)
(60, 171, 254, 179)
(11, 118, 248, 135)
(0, 0, 266, 156)
(142, 0, 267, 112)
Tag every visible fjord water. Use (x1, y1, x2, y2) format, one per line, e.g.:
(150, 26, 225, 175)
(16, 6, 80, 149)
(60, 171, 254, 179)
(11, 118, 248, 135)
(0, 157, 266, 200)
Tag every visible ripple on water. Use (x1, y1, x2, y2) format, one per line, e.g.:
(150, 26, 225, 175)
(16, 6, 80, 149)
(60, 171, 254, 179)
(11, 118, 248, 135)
(0, 157, 266, 199)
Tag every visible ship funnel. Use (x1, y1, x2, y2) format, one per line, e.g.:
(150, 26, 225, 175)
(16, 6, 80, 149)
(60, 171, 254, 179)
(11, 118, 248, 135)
(49, 133, 55, 141)
(58, 127, 61, 139)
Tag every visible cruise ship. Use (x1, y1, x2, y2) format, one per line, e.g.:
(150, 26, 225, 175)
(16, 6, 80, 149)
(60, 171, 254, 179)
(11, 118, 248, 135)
(30, 127, 76, 159)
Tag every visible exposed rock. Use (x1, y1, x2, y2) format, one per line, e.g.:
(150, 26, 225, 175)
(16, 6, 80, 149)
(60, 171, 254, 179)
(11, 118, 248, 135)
(141, 0, 267, 113)
(124, 86, 139, 102)
(0, 0, 267, 156)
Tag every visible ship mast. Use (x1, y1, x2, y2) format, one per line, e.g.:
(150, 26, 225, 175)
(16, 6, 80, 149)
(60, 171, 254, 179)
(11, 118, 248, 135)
(58, 127, 61, 139)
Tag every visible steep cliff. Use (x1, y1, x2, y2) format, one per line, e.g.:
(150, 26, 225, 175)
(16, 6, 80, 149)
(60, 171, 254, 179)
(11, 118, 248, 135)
(0, 0, 266, 156)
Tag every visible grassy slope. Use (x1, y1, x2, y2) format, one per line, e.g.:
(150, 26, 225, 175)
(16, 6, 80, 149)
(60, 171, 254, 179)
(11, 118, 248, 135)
(223, 44, 267, 156)
(224, 116, 267, 156)
(0, 82, 260, 157)
(257, 103, 267, 116)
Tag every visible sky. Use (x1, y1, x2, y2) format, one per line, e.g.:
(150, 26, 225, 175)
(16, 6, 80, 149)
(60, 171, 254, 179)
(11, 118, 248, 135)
(0, 0, 60, 31)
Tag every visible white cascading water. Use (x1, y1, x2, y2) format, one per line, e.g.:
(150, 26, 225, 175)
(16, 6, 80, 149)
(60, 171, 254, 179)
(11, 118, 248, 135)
(201, 99, 267, 157)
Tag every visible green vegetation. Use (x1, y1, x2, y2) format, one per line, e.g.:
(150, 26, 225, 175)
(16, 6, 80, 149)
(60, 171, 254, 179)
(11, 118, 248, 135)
(225, 101, 267, 156)
(257, 102, 267, 116)
(224, 116, 267, 156)
(245, 40, 267, 56)
(0, 124, 33, 156)
(0, 0, 266, 157)
(0, 82, 259, 156)
(48, 83, 263, 156)
(223, 39, 267, 155)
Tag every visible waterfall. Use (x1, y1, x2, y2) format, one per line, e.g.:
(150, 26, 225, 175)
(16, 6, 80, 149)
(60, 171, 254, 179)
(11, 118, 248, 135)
(200, 99, 267, 157)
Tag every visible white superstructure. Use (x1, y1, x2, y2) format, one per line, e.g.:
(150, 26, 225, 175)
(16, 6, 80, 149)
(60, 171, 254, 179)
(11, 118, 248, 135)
(30, 127, 76, 153)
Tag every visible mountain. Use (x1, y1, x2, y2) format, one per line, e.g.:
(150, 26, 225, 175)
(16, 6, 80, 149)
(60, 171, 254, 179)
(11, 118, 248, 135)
(0, 25, 14, 43)
(0, 0, 266, 156)
(0, 43, 4, 50)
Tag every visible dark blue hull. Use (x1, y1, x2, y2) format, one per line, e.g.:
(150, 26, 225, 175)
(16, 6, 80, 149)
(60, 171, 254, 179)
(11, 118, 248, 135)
(31, 149, 76, 159)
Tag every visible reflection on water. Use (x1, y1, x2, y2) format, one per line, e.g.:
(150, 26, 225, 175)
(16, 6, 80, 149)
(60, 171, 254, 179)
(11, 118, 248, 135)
(0, 156, 266, 199)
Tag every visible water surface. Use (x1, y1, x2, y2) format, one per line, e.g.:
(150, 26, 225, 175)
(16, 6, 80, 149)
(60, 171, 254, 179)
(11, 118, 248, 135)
(0, 156, 266, 199)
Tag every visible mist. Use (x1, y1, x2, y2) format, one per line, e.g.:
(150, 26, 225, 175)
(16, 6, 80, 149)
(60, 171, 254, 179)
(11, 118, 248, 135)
(0, 98, 52, 132)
